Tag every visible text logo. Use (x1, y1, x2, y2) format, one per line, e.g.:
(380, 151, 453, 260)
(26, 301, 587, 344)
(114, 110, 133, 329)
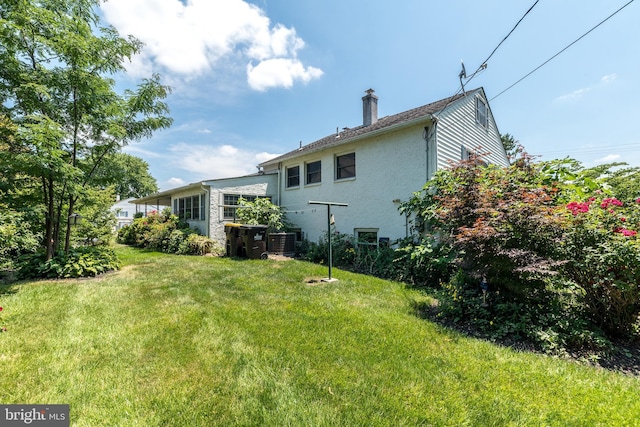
(1, 405, 69, 426)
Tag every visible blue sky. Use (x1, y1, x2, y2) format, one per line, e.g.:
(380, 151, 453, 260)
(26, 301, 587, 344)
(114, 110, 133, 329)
(99, 0, 639, 190)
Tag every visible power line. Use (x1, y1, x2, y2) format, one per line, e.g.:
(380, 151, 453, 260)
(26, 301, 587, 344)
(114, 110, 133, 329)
(465, 0, 540, 85)
(436, 0, 540, 116)
(536, 142, 640, 157)
(490, 0, 635, 102)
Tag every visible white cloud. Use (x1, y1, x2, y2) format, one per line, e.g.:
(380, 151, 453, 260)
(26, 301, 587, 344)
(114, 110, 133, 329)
(168, 143, 280, 179)
(247, 58, 324, 91)
(554, 87, 591, 102)
(100, 0, 323, 90)
(166, 177, 186, 188)
(554, 73, 618, 103)
(594, 154, 622, 164)
(123, 144, 165, 158)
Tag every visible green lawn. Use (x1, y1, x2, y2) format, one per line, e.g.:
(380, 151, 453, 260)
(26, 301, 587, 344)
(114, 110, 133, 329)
(1, 246, 639, 426)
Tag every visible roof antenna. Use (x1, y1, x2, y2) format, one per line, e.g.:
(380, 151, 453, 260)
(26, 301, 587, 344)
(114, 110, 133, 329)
(459, 60, 467, 95)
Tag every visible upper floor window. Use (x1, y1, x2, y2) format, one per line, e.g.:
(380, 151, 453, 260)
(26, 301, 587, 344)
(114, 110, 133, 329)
(476, 97, 488, 128)
(306, 160, 321, 185)
(336, 152, 356, 180)
(287, 166, 300, 188)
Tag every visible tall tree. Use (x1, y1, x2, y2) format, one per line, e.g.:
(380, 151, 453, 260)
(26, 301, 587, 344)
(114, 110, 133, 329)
(90, 152, 159, 199)
(0, 0, 172, 259)
(500, 133, 519, 164)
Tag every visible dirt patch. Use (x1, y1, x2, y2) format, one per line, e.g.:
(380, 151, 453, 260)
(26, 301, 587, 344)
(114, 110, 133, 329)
(267, 253, 296, 261)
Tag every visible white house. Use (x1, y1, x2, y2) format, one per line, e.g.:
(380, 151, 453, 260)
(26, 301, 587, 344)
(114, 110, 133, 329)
(132, 87, 508, 247)
(111, 197, 138, 230)
(131, 173, 278, 240)
(258, 87, 508, 246)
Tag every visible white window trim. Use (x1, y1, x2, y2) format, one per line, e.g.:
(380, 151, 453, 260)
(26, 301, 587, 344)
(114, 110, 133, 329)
(475, 96, 488, 128)
(286, 165, 301, 189)
(335, 152, 356, 181)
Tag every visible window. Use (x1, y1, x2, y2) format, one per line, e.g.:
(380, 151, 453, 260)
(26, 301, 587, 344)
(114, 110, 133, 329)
(461, 145, 489, 166)
(287, 166, 300, 188)
(185, 196, 192, 220)
(476, 97, 488, 128)
(306, 161, 321, 185)
(116, 210, 129, 218)
(336, 152, 356, 180)
(461, 145, 470, 161)
(173, 194, 206, 221)
(355, 228, 379, 252)
(223, 194, 269, 220)
(178, 198, 185, 219)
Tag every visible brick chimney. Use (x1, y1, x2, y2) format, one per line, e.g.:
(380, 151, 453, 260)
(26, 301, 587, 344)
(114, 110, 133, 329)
(362, 88, 378, 126)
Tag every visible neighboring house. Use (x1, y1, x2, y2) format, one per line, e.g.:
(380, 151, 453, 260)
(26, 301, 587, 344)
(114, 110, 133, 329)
(132, 87, 508, 247)
(111, 197, 138, 230)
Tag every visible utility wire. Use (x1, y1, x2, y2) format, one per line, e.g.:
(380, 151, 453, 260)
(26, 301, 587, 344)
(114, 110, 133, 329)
(436, 0, 540, 116)
(536, 142, 640, 156)
(465, 0, 540, 85)
(490, 0, 635, 102)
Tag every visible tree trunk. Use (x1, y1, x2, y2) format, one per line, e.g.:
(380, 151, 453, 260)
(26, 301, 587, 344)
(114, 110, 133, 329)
(64, 197, 75, 254)
(44, 175, 55, 261)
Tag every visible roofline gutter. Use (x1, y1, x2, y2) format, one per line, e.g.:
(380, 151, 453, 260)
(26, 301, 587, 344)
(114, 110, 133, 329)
(259, 114, 434, 168)
(130, 182, 204, 205)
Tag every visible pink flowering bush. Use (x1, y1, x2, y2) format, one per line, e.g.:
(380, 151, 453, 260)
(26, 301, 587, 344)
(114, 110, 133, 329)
(562, 195, 640, 337)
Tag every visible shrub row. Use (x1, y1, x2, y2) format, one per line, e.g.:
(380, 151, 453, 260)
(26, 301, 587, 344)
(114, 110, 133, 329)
(17, 246, 120, 279)
(117, 209, 222, 256)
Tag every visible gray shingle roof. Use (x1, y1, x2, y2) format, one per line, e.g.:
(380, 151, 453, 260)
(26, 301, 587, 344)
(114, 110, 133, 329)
(259, 89, 474, 167)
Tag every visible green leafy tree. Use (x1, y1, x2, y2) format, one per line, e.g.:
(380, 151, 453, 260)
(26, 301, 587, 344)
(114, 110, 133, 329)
(500, 133, 519, 164)
(580, 163, 640, 204)
(0, 0, 172, 260)
(71, 186, 118, 246)
(0, 203, 39, 270)
(90, 152, 158, 199)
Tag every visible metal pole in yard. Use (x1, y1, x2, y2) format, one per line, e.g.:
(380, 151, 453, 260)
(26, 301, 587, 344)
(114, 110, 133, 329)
(309, 201, 348, 282)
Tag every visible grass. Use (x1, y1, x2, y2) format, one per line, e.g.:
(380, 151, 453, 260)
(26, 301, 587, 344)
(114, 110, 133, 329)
(1, 245, 639, 426)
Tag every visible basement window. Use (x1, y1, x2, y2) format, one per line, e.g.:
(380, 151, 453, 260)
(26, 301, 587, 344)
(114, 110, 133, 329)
(355, 228, 379, 252)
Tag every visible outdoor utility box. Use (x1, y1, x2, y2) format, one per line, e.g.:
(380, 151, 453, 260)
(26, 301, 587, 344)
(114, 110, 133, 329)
(239, 225, 268, 259)
(268, 232, 296, 255)
(224, 223, 242, 257)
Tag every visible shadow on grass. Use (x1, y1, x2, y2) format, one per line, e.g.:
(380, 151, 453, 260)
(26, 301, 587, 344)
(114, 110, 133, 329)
(410, 292, 640, 376)
(0, 270, 19, 295)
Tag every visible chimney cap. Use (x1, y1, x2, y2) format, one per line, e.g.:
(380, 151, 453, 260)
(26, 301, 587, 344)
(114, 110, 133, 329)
(364, 88, 376, 96)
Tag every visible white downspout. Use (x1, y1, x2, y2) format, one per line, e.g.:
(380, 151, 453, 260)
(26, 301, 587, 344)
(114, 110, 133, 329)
(201, 184, 211, 238)
(277, 163, 282, 206)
